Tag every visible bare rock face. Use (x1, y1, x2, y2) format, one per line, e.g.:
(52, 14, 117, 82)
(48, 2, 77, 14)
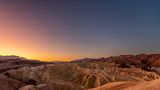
(19, 81, 84, 90)
(0, 55, 54, 73)
(36, 84, 48, 90)
(19, 84, 49, 90)
(74, 54, 160, 69)
(19, 85, 36, 90)
(46, 80, 84, 90)
(0, 74, 24, 90)
(4, 62, 160, 90)
(89, 79, 160, 90)
(5, 64, 85, 90)
(1, 54, 160, 90)
(123, 79, 160, 90)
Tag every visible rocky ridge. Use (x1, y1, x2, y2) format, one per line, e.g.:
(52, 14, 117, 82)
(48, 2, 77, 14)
(1, 54, 160, 90)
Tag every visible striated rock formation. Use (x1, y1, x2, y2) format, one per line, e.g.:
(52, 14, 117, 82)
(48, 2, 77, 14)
(0, 74, 24, 90)
(4, 62, 160, 90)
(19, 84, 49, 90)
(89, 79, 160, 90)
(72, 54, 160, 70)
(0, 55, 54, 73)
(0, 54, 160, 90)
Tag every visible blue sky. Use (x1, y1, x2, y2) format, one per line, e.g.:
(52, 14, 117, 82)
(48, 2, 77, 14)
(0, 0, 160, 60)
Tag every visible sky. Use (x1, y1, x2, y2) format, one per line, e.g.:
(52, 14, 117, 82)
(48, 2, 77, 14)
(0, 0, 160, 61)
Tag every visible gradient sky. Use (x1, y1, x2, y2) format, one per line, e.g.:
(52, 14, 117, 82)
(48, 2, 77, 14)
(0, 0, 160, 61)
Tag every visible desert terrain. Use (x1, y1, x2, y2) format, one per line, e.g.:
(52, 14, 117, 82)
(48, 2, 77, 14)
(1, 54, 160, 90)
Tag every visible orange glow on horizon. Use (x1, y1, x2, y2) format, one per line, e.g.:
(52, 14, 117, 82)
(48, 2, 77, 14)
(0, 2, 110, 61)
(0, 47, 77, 61)
(0, 5, 67, 61)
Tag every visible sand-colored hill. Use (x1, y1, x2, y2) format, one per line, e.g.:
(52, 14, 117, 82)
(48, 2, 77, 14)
(73, 54, 160, 68)
(0, 54, 160, 90)
(89, 79, 160, 90)
(0, 74, 24, 90)
(3, 63, 160, 90)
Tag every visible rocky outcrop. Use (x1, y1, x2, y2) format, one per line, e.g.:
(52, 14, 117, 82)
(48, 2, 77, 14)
(72, 54, 160, 70)
(0, 54, 160, 90)
(0, 74, 24, 90)
(4, 62, 160, 90)
(19, 85, 37, 90)
(89, 79, 160, 90)
(19, 84, 49, 90)
(0, 56, 54, 73)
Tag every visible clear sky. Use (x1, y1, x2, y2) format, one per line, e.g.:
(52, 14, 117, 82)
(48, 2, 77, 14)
(0, 0, 160, 61)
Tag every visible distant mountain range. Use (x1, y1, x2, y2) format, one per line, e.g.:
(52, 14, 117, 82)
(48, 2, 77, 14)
(0, 54, 160, 90)
(0, 55, 54, 73)
(0, 55, 26, 60)
(72, 58, 95, 62)
(72, 54, 160, 68)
